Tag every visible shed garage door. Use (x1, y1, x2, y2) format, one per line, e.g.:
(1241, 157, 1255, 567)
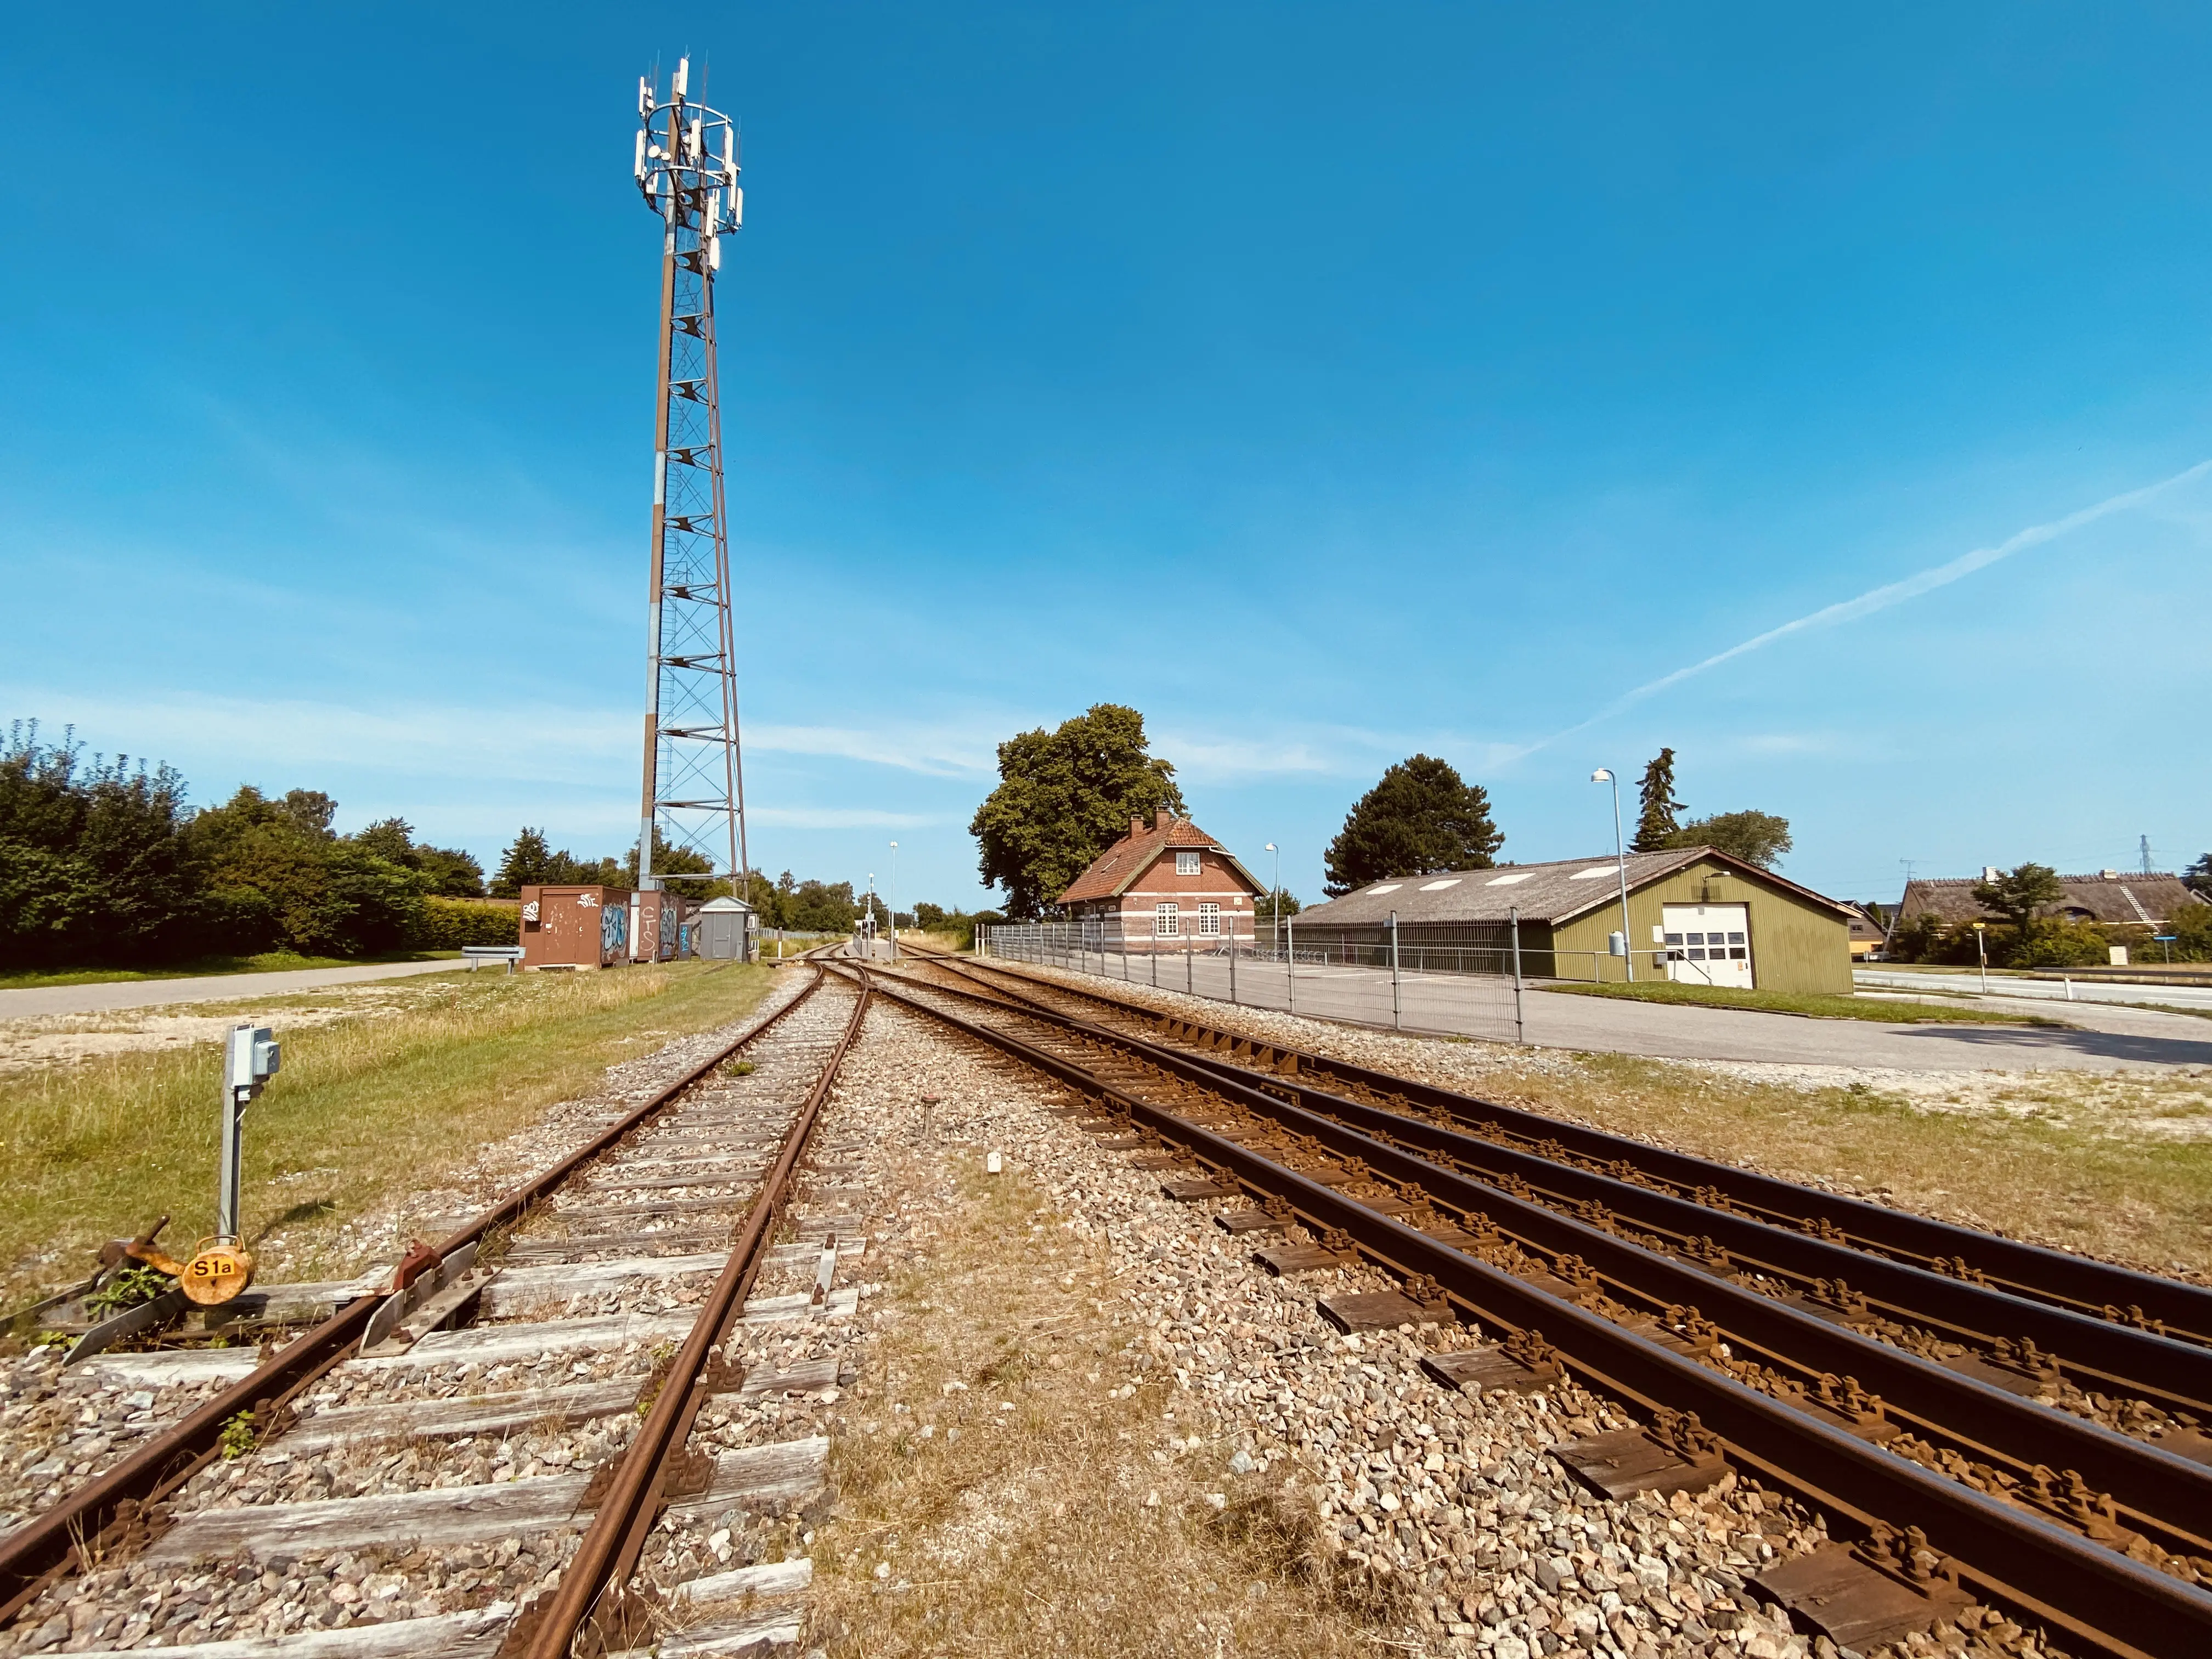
(1662, 904, 1753, 989)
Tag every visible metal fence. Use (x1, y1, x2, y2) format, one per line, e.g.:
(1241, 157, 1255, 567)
(977, 921, 1528, 1043)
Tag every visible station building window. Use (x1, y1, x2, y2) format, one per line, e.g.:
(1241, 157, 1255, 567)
(1176, 851, 1201, 877)
(1155, 902, 1180, 937)
(1198, 902, 1220, 935)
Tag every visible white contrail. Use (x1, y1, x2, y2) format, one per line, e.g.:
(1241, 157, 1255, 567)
(1528, 456, 2212, 753)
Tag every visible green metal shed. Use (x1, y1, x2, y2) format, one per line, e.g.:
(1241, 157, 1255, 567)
(1290, 847, 1854, 995)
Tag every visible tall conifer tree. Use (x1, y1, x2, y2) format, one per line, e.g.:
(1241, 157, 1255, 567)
(1632, 748, 1684, 852)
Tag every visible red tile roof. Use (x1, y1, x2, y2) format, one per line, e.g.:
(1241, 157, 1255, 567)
(1057, 811, 1264, 906)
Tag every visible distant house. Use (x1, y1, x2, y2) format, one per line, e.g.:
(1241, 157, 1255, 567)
(1843, 902, 1888, 961)
(1895, 870, 2208, 932)
(1289, 847, 1855, 995)
(1057, 810, 1267, 952)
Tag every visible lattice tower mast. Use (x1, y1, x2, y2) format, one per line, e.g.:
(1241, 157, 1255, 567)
(631, 57, 748, 910)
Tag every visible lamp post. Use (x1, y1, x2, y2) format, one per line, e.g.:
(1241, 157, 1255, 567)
(888, 841, 899, 962)
(1264, 843, 1279, 954)
(1590, 769, 1636, 983)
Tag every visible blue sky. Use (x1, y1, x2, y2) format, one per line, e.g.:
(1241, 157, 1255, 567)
(4, 4, 2209, 910)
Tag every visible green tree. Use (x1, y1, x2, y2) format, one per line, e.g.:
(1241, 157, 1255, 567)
(1255, 888, 1302, 927)
(490, 828, 556, 898)
(2184, 853, 2212, 898)
(184, 787, 422, 956)
(1631, 748, 1684, 853)
(624, 829, 719, 894)
(2164, 901, 2212, 962)
(0, 723, 198, 967)
(490, 828, 621, 896)
(969, 704, 1186, 919)
(353, 817, 417, 866)
(782, 879, 861, 932)
(412, 845, 486, 899)
(1971, 862, 2066, 930)
(1667, 810, 1792, 870)
(1323, 755, 1502, 895)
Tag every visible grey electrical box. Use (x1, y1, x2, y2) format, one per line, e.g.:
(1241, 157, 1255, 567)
(225, 1026, 280, 1099)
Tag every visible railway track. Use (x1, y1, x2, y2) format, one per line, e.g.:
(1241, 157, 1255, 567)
(919, 953, 2212, 1431)
(0, 957, 871, 1658)
(862, 947, 2212, 1659)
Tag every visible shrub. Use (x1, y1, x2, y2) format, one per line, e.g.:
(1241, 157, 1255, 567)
(2008, 919, 2111, 969)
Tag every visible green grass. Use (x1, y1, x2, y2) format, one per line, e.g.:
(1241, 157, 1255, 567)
(1540, 978, 2066, 1025)
(0, 960, 777, 1307)
(0, 950, 465, 992)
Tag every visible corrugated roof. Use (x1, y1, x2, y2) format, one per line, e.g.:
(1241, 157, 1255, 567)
(1897, 873, 2207, 929)
(1292, 847, 1853, 929)
(1057, 812, 1265, 905)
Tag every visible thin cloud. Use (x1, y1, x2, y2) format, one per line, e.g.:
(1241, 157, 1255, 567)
(746, 724, 995, 777)
(1527, 456, 2212, 753)
(748, 806, 941, 829)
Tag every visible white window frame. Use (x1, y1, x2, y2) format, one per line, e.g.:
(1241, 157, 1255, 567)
(1176, 850, 1201, 877)
(1197, 902, 1221, 936)
(1155, 901, 1180, 937)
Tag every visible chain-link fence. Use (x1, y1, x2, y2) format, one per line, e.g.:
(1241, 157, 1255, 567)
(977, 922, 1528, 1043)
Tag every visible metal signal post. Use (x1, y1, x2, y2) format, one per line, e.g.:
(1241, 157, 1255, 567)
(633, 57, 748, 946)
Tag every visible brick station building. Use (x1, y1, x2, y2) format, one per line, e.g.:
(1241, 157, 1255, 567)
(1057, 809, 1267, 951)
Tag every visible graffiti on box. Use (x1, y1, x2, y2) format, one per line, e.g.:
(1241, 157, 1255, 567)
(601, 902, 629, 959)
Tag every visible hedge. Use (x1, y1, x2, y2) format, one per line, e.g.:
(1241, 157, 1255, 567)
(413, 898, 522, 950)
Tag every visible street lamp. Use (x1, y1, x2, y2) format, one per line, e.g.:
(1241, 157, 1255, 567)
(889, 841, 899, 962)
(1590, 769, 1636, 983)
(1264, 843, 1279, 953)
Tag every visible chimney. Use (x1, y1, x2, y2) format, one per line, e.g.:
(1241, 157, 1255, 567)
(1130, 815, 1143, 840)
(1156, 808, 1173, 831)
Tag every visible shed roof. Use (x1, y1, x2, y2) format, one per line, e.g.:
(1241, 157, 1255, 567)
(1057, 811, 1265, 906)
(1291, 848, 1853, 930)
(697, 896, 754, 913)
(1897, 873, 2206, 929)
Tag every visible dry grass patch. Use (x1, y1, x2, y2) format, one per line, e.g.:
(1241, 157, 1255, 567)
(0, 962, 775, 1306)
(814, 1155, 1375, 1658)
(1473, 1052, 2212, 1276)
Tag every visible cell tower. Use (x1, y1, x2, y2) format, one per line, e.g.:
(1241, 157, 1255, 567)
(631, 56, 747, 923)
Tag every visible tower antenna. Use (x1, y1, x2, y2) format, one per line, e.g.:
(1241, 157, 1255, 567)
(630, 54, 751, 955)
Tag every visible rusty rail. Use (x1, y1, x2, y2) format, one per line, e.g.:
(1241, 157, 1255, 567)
(520, 972, 871, 1657)
(860, 964, 2212, 1659)
(936, 947, 2212, 1345)
(904, 957, 2212, 1418)
(0, 966, 828, 1630)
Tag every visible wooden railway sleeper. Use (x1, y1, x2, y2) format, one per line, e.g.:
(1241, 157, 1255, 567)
(871, 968, 2212, 1659)
(881, 972, 2212, 1570)
(934, 964, 2212, 1423)
(944, 952, 2212, 1346)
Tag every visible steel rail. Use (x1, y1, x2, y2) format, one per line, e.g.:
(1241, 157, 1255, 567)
(901, 957, 2212, 1419)
(938, 949, 2212, 1344)
(0, 966, 829, 1630)
(860, 966, 2212, 1659)
(520, 974, 871, 1658)
(881, 967, 2212, 1553)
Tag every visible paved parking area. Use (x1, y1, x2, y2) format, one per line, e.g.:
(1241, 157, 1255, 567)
(1020, 951, 2212, 1073)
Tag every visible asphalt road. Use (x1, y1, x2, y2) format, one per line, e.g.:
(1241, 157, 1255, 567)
(1854, 966, 2212, 1013)
(0, 958, 470, 1020)
(1026, 951, 2212, 1073)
